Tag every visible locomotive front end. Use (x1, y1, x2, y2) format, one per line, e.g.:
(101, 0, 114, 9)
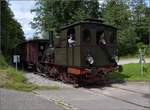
(78, 21, 122, 82)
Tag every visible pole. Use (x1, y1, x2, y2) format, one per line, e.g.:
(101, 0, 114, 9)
(139, 48, 145, 76)
(16, 62, 17, 71)
(141, 59, 143, 75)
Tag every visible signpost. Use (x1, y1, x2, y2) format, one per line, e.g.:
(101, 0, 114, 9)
(13, 55, 20, 70)
(139, 48, 146, 75)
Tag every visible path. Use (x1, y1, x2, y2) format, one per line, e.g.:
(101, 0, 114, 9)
(118, 58, 150, 65)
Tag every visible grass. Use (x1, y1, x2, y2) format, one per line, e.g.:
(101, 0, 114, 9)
(110, 63, 150, 82)
(0, 56, 59, 92)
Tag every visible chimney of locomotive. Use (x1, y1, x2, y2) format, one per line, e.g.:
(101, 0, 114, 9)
(49, 31, 54, 47)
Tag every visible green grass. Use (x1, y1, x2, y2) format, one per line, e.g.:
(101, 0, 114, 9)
(110, 63, 150, 82)
(0, 56, 59, 92)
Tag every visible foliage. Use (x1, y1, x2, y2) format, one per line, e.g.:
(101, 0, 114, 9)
(101, 0, 150, 56)
(30, 0, 101, 35)
(101, 0, 138, 56)
(110, 63, 150, 81)
(32, 36, 40, 40)
(0, 56, 59, 92)
(1, 0, 25, 56)
(117, 28, 138, 56)
(128, 0, 150, 44)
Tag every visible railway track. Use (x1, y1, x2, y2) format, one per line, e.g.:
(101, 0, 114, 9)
(79, 85, 150, 109)
(111, 85, 148, 95)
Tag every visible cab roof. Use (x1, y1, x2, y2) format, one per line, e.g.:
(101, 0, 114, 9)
(60, 18, 117, 31)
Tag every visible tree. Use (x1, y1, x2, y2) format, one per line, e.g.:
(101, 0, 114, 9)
(30, 0, 101, 36)
(1, 0, 25, 56)
(101, 0, 138, 56)
(128, 0, 150, 44)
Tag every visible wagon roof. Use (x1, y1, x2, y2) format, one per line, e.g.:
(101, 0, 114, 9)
(15, 39, 49, 47)
(60, 19, 117, 31)
(25, 39, 49, 43)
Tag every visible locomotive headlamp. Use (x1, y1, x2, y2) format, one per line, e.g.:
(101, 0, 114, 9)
(86, 55, 94, 64)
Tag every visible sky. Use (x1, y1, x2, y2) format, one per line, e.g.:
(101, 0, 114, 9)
(9, 0, 36, 40)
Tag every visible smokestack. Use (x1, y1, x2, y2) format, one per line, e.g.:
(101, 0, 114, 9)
(49, 31, 54, 47)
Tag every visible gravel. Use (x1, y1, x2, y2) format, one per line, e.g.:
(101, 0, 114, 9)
(24, 72, 73, 88)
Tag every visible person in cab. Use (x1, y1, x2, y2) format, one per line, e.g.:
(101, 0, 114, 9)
(68, 34, 76, 47)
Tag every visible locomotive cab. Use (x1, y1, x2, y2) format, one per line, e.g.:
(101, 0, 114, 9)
(80, 20, 118, 67)
(55, 19, 119, 67)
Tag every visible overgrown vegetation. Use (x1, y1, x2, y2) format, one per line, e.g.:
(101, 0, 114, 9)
(0, 56, 59, 92)
(110, 63, 150, 82)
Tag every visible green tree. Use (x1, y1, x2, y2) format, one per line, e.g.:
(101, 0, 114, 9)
(128, 0, 150, 44)
(101, 0, 138, 56)
(1, 0, 25, 56)
(30, 0, 101, 36)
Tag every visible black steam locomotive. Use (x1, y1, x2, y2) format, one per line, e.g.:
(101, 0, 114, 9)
(12, 19, 122, 86)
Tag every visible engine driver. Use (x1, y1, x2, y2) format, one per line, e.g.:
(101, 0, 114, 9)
(68, 34, 76, 47)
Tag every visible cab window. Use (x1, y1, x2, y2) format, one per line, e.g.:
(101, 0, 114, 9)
(67, 28, 75, 40)
(82, 29, 91, 43)
(96, 31, 106, 45)
(67, 28, 76, 47)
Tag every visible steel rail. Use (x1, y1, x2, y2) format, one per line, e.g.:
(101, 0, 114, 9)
(79, 87, 150, 109)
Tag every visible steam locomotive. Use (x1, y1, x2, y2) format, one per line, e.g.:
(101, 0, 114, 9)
(12, 19, 122, 86)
